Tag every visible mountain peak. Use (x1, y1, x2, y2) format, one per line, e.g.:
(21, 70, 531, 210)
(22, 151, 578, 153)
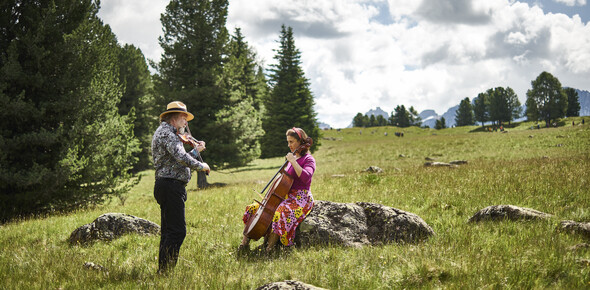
(366, 107, 389, 118)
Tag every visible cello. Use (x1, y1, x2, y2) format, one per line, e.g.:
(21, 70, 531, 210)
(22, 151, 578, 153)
(243, 137, 313, 240)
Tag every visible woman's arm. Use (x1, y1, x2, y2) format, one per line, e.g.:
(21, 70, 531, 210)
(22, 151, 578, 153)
(286, 154, 315, 182)
(286, 153, 303, 177)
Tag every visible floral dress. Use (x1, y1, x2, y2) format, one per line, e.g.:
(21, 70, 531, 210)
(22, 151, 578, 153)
(242, 154, 316, 246)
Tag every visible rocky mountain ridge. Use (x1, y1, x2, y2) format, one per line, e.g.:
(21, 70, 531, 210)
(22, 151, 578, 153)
(355, 88, 589, 128)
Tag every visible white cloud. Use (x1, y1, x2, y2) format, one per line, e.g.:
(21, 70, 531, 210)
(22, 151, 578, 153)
(553, 0, 586, 6)
(99, 0, 590, 128)
(98, 0, 168, 62)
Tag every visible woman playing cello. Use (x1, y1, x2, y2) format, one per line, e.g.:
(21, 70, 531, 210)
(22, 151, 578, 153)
(239, 127, 316, 254)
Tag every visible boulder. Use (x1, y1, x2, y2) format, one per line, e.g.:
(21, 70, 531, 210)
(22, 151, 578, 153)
(256, 280, 326, 290)
(558, 220, 590, 240)
(364, 166, 383, 173)
(295, 201, 434, 247)
(567, 243, 590, 251)
(578, 259, 590, 267)
(83, 262, 106, 271)
(468, 205, 552, 222)
(424, 162, 456, 167)
(69, 213, 160, 245)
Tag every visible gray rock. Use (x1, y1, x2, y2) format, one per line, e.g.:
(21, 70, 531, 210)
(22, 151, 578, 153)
(69, 213, 160, 245)
(364, 166, 383, 173)
(468, 205, 552, 222)
(256, 280, 326, 290)
(567, 243, 590, 251)
(295, 200, 434, 247)
(83, 262, 106, 271)
(558, 220, 590, 240)
(424, 162, 456, 167)
(577, 259, 590, 267)
(359, 202, 435, 245)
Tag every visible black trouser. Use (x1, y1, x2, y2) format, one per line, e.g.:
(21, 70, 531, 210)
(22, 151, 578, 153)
(154, 178, 187, 271)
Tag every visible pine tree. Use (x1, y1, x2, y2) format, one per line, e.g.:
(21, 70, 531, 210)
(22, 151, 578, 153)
(435, 117, 447, 130)
(214, 28, 264, 168)
(488, 87, 506, 125)
(526, 71, 568, 125)
(408, 106, 422, 127)
(390, 105, 410, 127)
(473, 92, 489, 127)
(564, 87, 580, 117)
(369, 115, 377, 127)
(505, 87, 521, 124)
(0, 0, 139, 221)
(353, 113, 365, 127)
(376, 115, 388, 126)
(117, 44, 156, 171)
(261, 25, 320, 158)
(253, 66, 269, 114)
(153, 0, 229, 187)
(455, 97, 475, 126)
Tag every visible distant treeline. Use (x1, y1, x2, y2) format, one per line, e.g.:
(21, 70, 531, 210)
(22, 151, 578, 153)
(352, 71, 581, 129)
(0, 0, 320, 222)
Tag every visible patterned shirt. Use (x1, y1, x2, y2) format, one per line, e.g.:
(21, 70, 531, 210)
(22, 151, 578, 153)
(151, 122, 204, 183)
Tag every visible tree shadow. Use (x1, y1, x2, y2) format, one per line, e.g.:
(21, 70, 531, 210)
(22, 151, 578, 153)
(219, 165, 278, 174)
(187, 182, 228, 192)
(235, 243, 292, 262)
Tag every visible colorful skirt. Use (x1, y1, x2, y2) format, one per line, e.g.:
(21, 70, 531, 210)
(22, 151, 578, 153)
(242, 189, 314, 246)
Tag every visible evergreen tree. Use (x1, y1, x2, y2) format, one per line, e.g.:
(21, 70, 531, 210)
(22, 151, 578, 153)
(408, 106, 422, 127)
(369, 115, 377, 127)
(435, 117, 447, 130)
(505, 87, 522, 124)
(261, 25, 320, 158)
(564, 87, 580, 117)
(376, 115, 388, 126)
(390, 105, 410, 127)
(253, 66, 269, 114)
(153, 0, 229, 187)
(488, 87, 506, 125)
(353, 113, 365, 127)
(473, 92, 489, 127)
(0, 0, 139, 221)
(455, 97, 475, 126)
(362, 115, 370, 127)
(117, 44, 156, 171)
(525, 71, 568, 125)
(214, 28, 264, 168)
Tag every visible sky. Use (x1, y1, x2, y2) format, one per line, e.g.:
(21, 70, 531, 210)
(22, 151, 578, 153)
(98, 0, 590, 128)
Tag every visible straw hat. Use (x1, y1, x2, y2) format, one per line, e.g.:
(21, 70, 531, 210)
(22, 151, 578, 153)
(159, 101, 194, 121)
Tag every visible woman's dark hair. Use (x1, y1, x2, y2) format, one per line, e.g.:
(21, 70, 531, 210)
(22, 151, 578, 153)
(286, 127, 311, 155)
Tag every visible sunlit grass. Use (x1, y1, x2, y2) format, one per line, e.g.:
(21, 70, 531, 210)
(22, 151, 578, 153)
(1, 117, 589, 288)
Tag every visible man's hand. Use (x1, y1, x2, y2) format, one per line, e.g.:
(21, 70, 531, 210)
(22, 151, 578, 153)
(196, 141, 206, 152)
(201, 162, 211, 174)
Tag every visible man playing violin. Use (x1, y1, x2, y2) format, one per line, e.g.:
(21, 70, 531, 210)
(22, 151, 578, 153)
(239, 127, 316, 254)
(151, 101, 210, 274)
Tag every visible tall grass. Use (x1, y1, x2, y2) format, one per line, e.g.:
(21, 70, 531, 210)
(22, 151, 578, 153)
(1, 117, 589, 289)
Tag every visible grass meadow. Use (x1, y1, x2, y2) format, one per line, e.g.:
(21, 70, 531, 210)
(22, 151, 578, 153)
(1, 117, 589, 289)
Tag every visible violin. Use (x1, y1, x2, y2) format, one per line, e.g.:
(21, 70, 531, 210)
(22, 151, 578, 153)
(243, 137, 313, 240)
(177, 125, 209, 175)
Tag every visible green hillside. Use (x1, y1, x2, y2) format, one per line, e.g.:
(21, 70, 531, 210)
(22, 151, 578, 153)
(1, 117, 589, 289)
